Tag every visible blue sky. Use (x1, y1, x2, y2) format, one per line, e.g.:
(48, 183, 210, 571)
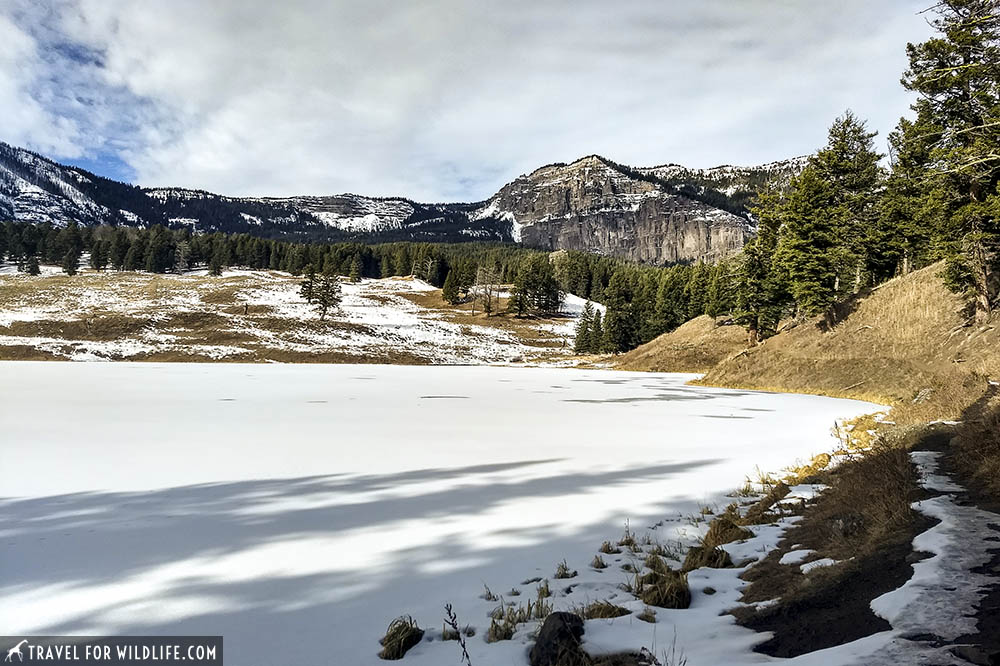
(1, 0, 936, 201)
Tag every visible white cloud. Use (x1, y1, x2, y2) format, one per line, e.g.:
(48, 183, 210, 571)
(0, 12, 82, 156)
(3, 0, 936, 200)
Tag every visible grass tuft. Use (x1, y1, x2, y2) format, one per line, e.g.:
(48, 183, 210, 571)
(682, 545, 734, 571)
(741, 482, 791, 525)
(599, 540, 622, 555)
(704, 516, 754, 548)
(637, 607, 657, 623)
(378, 616, 424, 660)
(577, 600, 631, 620)
(591, 554, 608, 570)
(633, 568, 691, 609)
(555, 559, 578, 579)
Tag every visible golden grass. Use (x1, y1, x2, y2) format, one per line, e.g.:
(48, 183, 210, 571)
(681, 545, 733, 571)
(576, 600, 631, 620)
(633, 568, 691, 609)
(378, 616, 424, 660)
(616, 315, 747, 373)
(703, 515, 754, 547)
(698, 263, 1000, 425)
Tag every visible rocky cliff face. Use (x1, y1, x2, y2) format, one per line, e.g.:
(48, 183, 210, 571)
(476, 156, 753, 263)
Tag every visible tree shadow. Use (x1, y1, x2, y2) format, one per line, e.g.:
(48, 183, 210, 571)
(1, 455, 719, 662)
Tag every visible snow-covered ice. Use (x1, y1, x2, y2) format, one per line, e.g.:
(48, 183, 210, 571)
(0, 363, 883, 665)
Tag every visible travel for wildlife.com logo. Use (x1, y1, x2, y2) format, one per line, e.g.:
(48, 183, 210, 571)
(1, 637, 222, 665)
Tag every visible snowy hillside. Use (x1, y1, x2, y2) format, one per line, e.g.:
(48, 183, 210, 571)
(0, 269, 589, 364)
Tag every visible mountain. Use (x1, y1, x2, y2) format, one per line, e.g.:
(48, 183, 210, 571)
(0, 141, 806, 264)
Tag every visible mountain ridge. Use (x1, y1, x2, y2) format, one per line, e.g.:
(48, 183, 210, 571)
(0, 140, 807, 263)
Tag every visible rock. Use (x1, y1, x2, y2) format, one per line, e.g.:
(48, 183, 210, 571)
(530, 612, 587, 666)
(950, 644, 998, 665)
(495, 156, 752, 264)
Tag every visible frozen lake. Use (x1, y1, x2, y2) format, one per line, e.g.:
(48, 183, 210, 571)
(0, 362, 880, 665)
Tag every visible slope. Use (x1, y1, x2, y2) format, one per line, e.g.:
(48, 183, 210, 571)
(698, 263, 1000, 424)
(616, 314, 747, 373)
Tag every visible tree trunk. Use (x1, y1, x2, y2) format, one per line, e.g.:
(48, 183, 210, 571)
(967, 225, 992, 324)
(747, 320, 759, 347)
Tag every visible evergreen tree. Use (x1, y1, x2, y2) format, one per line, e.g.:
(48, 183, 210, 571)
(901, 0, 1000, 321)
(208, 242, 227, 276)
(442, 269, 460, 304)
(349, 254, 363, 282)
(684, 263, 712, 319)
(810, 111, 885, 293)
(880, 114, 940, 276)
(26, 254, 40, 276)
(735, 189, 786, 344)
(90, 240, 109, 271)
(380, 254, 393, 278)
(314, 269, 343, 320)
(601, 270, 638, 353)
(590, 309, 604, 353)
(61, 247, 80, 275)
(299, 264, 317, 303)
(574, 301, 595, 353)
(775, 166, 839, 319)
(110, 229, 129, 270)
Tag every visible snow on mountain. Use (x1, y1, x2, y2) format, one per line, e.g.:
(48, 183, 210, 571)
(1, 140, 800, 263)
(290, 195, 415, 233)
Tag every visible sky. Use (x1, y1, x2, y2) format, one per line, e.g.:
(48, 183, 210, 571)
(1, 0, 937, 202)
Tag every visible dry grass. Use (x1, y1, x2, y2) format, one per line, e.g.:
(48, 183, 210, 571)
(486, 592, 553, 643)
(378, 616, 424, 660)
(576, 600, 631, 620)
(0, 270, 578, 364)
(400, 289, 574, 349)
(953, 393, 1000, 499)
(741, 483, 790, 525)
(598, 540, 621, 555)
(616, 315, 747, 373)
(698, 263, 1000, 425)
(590, 555, 608, 570)
(555, 559, 578, 579)
(633, 568, 691, 609)
(681, 545, 733, 571)
(703, 514, 754, 547)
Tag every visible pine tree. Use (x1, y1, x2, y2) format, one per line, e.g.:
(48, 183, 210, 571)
(880, 114, 940, 276)
(61, 248, 80, 276)
(349, 254, 363, 282)
(574, 301, 595, 353)
(208, 243, 226, 276)
(299, 264, 317, 303)
(601, 270, 638, 353)
(89, 240, 109, 271)
(683, 263, 712, 319)
(26, 254, 40, 276)
(775, 166, 839, 320)
(901, 0, 1000, 322)
(442, 269, 460, 304)
(314, 269, 343, 320)
(110, 229, 129, 270)
(810, 111, 884, 293)
(590, 309, 604, 353)
(735, 189, 787, 344)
